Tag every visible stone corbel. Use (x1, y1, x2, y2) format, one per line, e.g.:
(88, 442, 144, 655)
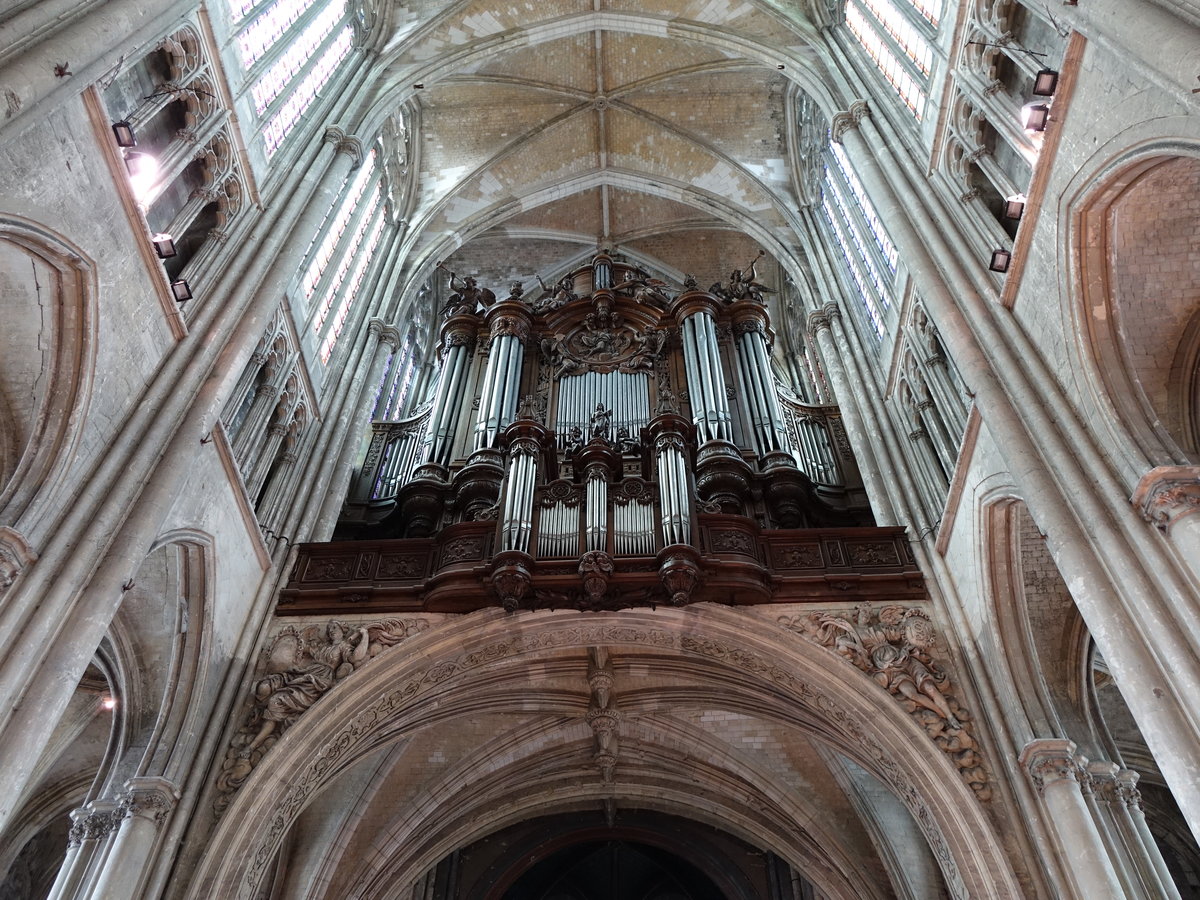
(1132, 466, 1200, 532)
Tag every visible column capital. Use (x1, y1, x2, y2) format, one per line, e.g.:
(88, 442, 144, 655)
(806, 310, 831, 338)
(830, 100, 871, 143)
(1019, 738, 1086, 794)
(368, 318, 404, 351)
(119, 775, 180, 825)
(1132, 465, 1200, 533)
(1116, 769, 1145, 811)
(323, 126, 365, 167)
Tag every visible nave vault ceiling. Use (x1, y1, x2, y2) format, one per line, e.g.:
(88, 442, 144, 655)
(361, 0, 834, 304)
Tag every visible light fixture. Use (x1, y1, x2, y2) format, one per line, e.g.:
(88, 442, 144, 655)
(111, 120, 136, 147)
(989, 249, 1012, 273)
(1032, 68, 1059, 97)
(152, 233, 177, 258)
(1004, 195, 1026, 220)
(171, 279, 193, 302)
(101, 696, 117, 711)
(1022, 102, 1050, 132)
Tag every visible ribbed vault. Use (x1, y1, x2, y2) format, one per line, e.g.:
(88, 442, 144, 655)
(354, 0, 838, 311)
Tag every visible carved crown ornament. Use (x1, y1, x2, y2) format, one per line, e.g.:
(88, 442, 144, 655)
(778, 602, 991, 800)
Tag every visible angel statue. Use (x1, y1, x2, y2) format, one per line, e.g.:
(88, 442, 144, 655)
(711, 250, 774, 304)
(436, 261, 495, 316)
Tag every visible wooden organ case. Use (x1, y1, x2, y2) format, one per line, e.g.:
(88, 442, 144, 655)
(280, 252, 924, 614)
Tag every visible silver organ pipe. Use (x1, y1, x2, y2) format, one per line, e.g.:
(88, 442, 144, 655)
(501, 437, 538, 552)
(680, 310, 731, 444)
(425, 338, 473, 468)
(474, 332, 526, 451)
(552, 372, 650, 448)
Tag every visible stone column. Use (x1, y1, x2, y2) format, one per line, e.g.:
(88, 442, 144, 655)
(45, 808, 92, 900)
(72, 800, 124, 900)
(808, 307, 897, 525)
(833, 98, 1200, 833)
(1103, 769, 1183, 898)
(86, 777, 179, 900)
(1019, 740, 1125, 899)
(0, 128, 366, 833)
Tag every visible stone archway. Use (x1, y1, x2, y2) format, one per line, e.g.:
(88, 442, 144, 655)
(192, 605, 1023, 900)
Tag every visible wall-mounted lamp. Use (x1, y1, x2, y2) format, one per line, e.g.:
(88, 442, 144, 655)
(989, 249, 1012, 273)
(101, 696, 117, 711)
(1021, 102, 1050, 132)
(111, 121, 136, 147)
(124, 150, 161, 200)
(1032, 68, 1059, 96)
(170, 279, 193, 302)
(1004, 195, 1026, 220)
(152, 233, 177, 258)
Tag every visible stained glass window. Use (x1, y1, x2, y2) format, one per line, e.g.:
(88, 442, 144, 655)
(319, 209, 387, 363)
(299, 149, 376, 301)
(262, 26, 353, 157)
(845, 4, 927, 118)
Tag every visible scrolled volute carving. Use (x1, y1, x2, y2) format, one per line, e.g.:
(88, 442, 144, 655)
(214, 618, 430, 813)
(781, 603, 990, 799)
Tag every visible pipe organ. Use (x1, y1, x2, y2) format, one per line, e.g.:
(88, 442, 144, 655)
(328, 251, 881, 613)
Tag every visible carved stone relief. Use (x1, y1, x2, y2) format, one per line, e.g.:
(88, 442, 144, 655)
(214, 618, 430, 813)
(779, 603, 990, 800)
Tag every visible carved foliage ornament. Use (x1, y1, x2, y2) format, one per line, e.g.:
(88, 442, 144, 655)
(779, 603, 990, 800)
(214, 618, 429, 813)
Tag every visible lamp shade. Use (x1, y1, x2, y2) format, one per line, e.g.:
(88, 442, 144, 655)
(1022, 103, 1050, 132)
(170, 279, 193, 302)
(989, 249, 1012, 273)
(111, 121, 136, 147)
(1032, 69, 1059, 97)
(152, 233, 177, 258)
(1004, 196, 1026, 220)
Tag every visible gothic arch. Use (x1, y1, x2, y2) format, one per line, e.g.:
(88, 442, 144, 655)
(192, 606, 1024, 900)
(982, 494, 1091, 746)
(1067, 141, 1200, 480)
(103, 532, 214, 790)
(0, 216, 97, 547)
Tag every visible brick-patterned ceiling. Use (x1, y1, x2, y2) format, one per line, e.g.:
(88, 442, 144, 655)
(369, 0, 833, 300)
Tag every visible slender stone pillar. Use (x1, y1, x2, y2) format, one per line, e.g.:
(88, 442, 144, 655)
(832, 99, 1200, 832)
(86, 777, 179, 900)
(0, 127, 366, 833)
(1019, 740, 1125, 899)
(72, 800, 123, 900)
(1107, 769, 1183, 899)
(45, 808, 91, 900)
(808, 307, 897, 525)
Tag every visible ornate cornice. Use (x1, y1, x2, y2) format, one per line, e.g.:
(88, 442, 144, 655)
(368, 318, 403, 351)
(1131, 466, 1200, 532)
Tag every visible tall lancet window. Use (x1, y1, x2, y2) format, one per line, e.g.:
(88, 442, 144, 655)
(844, 0, 939, 120)
(821, 142, 899, 339)
(223, 0, 356, 157)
